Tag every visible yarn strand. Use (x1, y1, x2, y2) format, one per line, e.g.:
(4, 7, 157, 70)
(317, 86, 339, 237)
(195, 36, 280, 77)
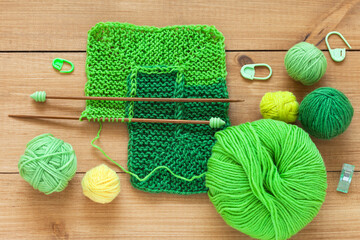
(91, 122, 206, 183)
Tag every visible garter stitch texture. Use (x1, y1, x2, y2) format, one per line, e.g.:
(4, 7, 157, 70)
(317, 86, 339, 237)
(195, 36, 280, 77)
(81, 23, 230, 194)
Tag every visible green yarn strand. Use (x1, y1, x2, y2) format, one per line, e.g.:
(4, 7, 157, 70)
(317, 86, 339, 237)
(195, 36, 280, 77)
(206, 119, 327, 240)
(285, 42, 327, 86)
(91, 122, 206, 183)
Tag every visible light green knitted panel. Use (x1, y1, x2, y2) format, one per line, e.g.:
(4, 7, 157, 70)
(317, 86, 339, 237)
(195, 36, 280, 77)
(81, 22, 227, 120)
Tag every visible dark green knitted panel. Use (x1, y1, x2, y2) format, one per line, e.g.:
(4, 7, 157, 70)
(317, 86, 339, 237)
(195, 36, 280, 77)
(127, 66, 230, 194)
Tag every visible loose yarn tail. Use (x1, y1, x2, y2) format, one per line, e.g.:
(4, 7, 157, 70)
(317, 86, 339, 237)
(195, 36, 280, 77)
(91, 122, 206, 183)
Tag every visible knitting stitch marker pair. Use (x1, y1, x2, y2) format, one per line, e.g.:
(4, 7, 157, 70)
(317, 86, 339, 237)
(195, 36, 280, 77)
(240, 31, 351, 81)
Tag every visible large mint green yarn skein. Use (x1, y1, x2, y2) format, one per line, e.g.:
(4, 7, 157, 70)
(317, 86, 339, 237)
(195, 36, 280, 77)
(18, 134, 77, 195)
(299, 87, 354, 139)
(285, 42, 327, 86)
(206, 119, 327, 240)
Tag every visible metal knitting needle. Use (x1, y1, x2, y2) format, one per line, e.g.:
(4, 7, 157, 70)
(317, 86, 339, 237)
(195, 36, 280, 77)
(31, 91, 244, 103)
(8, 114, 226, 128)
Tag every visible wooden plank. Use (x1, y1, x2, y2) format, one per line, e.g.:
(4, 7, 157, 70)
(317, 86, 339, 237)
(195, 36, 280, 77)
(1, 52, 359, 172)
(0, 172, 357, 239)
(305, 0, 360, 46)
(1, 0, 360, 51)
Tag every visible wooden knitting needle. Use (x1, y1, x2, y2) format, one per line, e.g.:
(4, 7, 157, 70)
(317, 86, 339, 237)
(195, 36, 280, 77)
(31, 91, 244, 103)
(8, 114, 225, 128)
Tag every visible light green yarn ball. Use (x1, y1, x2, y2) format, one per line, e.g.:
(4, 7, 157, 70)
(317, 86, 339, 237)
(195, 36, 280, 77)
(18, 134, 77, 195)
(285, 42, 327, 86)
(206, 119, 327, 240)
(299, 87, 354, 139)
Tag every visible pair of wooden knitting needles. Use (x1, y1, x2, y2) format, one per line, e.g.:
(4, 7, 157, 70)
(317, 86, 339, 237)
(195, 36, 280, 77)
(9, 91, 244, 127)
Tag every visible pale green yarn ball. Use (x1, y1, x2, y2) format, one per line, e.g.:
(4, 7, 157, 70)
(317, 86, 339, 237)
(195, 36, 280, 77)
(285, 42, 327, 86)
(206, 119, 327, 240)
(18, 134, 77, 195)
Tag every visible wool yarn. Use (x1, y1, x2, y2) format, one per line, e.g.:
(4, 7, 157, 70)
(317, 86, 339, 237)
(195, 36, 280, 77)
(260, 91, 299, 123)
(299, 87, 354, 139)
(18, 134, 77, 195)
(206, 119, 327, 240)
(82, 164, 121, 204)
(284, 42, 327, 86)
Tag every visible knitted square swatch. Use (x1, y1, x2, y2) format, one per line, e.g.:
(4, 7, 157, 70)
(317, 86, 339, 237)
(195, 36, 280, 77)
(82, 23, 230, 194)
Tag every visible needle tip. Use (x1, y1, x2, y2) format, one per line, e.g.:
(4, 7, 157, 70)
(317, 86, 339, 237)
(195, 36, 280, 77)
(210, 117, 226, 128)
(31, 91, 46, 102)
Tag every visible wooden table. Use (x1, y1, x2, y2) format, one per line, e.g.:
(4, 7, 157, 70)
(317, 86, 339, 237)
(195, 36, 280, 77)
(1, 0, 360, 239)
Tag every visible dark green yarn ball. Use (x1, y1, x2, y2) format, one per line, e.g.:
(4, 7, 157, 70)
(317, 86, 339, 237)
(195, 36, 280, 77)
(299, 87, 354, 139)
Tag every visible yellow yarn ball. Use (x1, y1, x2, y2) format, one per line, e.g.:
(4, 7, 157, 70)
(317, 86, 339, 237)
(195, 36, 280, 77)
(82, 164, 121, 204)
(260, 91, 299, 123)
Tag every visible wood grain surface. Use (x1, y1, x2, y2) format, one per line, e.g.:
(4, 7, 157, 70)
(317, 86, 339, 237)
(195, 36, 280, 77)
(1, 0, 360, 239)
(0, 0, 360, 51)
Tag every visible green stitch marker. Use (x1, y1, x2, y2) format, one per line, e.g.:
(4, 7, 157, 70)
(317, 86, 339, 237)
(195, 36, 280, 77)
(337, 163, 355, 193)
(52, 58, 74, 73)
(325, 31, 352, 62)
(240, 63, 272, 80)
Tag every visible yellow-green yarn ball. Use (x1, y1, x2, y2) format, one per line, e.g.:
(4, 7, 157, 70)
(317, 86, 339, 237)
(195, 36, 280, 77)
(285, 42, 327, 86)
(82, 164, 121, 204)
(18, 133, 77, 195)
(260, 91, 299, 123)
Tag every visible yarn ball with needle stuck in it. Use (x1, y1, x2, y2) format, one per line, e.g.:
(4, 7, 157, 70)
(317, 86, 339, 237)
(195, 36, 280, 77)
(260, 91, 299, 123)
(284, 42, 327, 86)
(299, 87, 354, 139)
(18, 133, 77, 195)
(206, 119, 327, 240)
(82, 164, 121, 204)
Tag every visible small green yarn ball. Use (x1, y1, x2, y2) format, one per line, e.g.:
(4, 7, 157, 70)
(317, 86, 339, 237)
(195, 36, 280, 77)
(299, 87, 354, 139)
(206, 119, 327, 240)
(18, 134, 77, 194)
(284, 42, 327, 86)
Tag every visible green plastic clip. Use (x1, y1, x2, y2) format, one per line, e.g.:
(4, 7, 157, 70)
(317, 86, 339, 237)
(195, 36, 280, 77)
(52, 58, 74, 73)
(325, 31, 352, 62)
(240, 63, 272, 80)
(337, 163, 355, 193)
